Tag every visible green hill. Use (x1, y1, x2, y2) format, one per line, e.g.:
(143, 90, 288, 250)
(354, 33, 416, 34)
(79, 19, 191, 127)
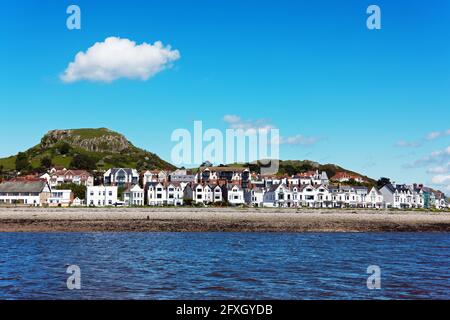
(0, 128, 176, 173)
(229, 159, 376, 185)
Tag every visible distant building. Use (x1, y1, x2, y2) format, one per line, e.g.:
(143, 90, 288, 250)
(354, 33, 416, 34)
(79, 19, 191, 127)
(288, 170, 329, 186)
(199, 167, 250, 187)
(86, 186, 118, 206)
(41, 169, 94, 187)
(380, 184, 415, 209)
(146, 182, 167, 206)
(223, 184, 245, 205)
(244, 186, 265, 207)
(47, 189, 74, 207)
(0, 180, 51, 206)
(72, 197, 85, 206)
(331, 172, 365, 183)
(104, 168, 139, 188)
(365, 187, 384, 208)
(123, 185, 145, 206)
(142, 170, 169, 186)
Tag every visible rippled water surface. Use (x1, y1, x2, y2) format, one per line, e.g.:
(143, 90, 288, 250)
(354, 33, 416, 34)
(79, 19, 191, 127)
(0, 232, 449, 299)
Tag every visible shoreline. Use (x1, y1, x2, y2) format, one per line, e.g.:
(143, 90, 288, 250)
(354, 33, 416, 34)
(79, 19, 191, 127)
(0, 207, 449, 232)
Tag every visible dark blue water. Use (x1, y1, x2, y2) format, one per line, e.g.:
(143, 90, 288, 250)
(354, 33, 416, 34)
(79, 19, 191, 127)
(0, 232, 449, 300)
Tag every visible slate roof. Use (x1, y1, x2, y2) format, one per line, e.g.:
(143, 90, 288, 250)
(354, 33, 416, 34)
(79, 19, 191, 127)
(0, 181, 48, 193)
(383, 183, 411, 193)
(109, 168, 138, 176)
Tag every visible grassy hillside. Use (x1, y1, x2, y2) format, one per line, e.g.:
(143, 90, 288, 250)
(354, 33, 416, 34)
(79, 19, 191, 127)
(229, 159, 376, 185)
(0, 128, 176, 173)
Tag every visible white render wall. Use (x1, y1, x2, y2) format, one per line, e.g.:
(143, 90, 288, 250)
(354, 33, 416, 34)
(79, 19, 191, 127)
(0, 193, 41, 206)
(86, 186, 118, 206)
(47, 190, 73, 207)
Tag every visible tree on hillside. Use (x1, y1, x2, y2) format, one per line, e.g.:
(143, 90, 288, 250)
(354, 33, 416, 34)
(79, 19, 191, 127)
(70, 154, 97, 170)
(40, 156, 52, 170)
(55, 183, 86, 200)
(59, 142, 71, 155)
(377, 177, 391, 189)
(15, 152, 30, 172)
(281, 164, 297, 176)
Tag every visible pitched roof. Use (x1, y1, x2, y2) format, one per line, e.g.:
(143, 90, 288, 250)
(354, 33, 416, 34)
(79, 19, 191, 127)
(0, 181, 48, 193)
(109, 168, 138, 176)
(203, 166, 248, 173)
(331, 172, 363, 180)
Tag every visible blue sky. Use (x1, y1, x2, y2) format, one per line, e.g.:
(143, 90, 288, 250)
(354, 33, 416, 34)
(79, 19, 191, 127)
(1, 0, 450, 190)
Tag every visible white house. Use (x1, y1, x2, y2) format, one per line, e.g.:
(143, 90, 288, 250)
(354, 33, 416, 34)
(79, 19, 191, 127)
(297, 184, 333, 208)
(331, 172, 365, 183)
(380, 184, 415, 209)
(263, 183, 293, 207)
(123, 185, 145, 206)
(41, 169, 94, 187)
(200, 167, 250, 186)
(104, 168, 139, 188)
(72, 197, 85, 206)
(245, 186, 265, 207)
(86, 186, 118, 207)
(0, 180, 51, 206)
(166, 182, 185, 206)
(336, 186, 366, 208)
(147, 182, 167, 206)
(224, 184, 246, 205)
(289, 170, 329, 186)
(365, 187, 384, 208)
(300, 184, 316, 207)
(142, 170, 158, 186)
(191, 184, 223, 204)
(47, 189, 73, 207)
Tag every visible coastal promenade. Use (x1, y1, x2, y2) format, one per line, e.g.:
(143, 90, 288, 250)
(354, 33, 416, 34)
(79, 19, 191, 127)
(0, 207, 449, 232)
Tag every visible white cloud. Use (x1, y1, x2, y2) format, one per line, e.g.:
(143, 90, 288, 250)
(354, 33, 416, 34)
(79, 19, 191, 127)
(279, 135, 319, 146)
(426, 129, 450, 141)
(223, 115, 241, 124)
(406, 145, 450, 168)
(431, 174, 450, 185)
(223, 114, 320, 145)
(396, 128, 449, 148)
(61, 37, 180, 83)
(395, 140, 421, 148)
(427, 163, 450, 174)
(223, 115, 274, 134)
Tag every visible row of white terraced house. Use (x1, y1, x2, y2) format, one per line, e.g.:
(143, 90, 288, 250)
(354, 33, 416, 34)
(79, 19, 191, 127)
(85, 180, 447, 209)
(83, 183, 406, 209)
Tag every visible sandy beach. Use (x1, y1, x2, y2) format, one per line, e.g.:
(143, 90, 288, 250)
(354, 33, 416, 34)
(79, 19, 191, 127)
(0, 207, 449, 232)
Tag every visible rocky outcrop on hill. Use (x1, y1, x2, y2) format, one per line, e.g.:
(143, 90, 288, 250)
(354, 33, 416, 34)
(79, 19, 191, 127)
(40, 129, 133, 153)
